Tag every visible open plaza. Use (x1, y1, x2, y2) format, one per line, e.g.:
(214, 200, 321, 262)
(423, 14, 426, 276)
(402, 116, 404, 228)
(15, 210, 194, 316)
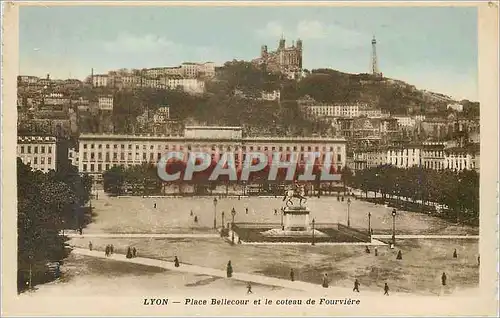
(28, 190, 479, 297)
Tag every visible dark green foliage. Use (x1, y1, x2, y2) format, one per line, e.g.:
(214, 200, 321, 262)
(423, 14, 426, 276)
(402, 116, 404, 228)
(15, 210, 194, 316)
(351, 165, 479, 224)
(103, 163, 162, 196)
(17, 158, 91, 292)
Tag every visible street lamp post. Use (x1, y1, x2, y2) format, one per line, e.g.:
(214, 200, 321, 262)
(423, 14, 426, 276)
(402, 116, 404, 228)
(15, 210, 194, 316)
(213, 198, 218, 229)
(392, 209, 397, 246)
(311, 218, 316, 246)
(368, 212, 371, 234)
(280, 207, 284, 230)
(231, 207, 236, 245)
(347, 197, 351, 228)
(28, 255, 33, 291)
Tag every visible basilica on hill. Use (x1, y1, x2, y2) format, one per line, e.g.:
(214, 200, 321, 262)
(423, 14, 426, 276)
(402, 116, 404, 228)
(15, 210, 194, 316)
(252, 36, 303, 79)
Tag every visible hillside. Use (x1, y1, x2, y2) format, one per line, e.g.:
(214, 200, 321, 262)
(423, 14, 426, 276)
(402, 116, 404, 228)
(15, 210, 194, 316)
(20, 61, 479, 137)
(289, 68, 457, 115)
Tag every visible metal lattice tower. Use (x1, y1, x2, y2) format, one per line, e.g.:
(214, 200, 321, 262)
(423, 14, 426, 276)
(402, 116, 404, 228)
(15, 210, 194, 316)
(371, 36, 381, 76)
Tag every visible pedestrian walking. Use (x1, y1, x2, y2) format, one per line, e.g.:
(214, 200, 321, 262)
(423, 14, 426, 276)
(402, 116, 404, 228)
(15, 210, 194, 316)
(88, 241, 93, 251)
(374, 247, 378, 256)
(245, 208, 249, 214)
(238, 237, 242, 244)
(105, 245, 110, 257)
(132, 247, 137, 258)
(322, 273, 329, 288)
(246, 282, 253, 294)
(290, 269, 295, 282)
(384, 283, 389, 295)
(353, 279, 360, 292)
(126, 246, 133, 259)
(365, 246, 371, 254)
(154, 203, 157, 209)
(453, 249, 458, 258)
(174, 256, 180, 267)
(478, 255, 480, 266)
(190, 210, 194, 216)
(441, 272, 447, 286)
(226, 261, 233, 278)
(79, 227, 83, 235)
(194, 216, 198, 223)
(110, 244, 114, 254)
(396, 250, 403, 260)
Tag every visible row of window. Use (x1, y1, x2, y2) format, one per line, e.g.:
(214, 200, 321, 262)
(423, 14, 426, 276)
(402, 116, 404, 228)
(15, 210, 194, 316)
(19, 145, 53, 154)
(82, 162, 344, 173)
(388, 149, 419, 156)
(23, 156, 52, 165)
(82, 152, 343, 163)
(82, 143, 343, 153)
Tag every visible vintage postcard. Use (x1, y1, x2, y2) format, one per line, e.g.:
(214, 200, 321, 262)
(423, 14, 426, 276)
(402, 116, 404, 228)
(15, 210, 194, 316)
(1, 1, 498, 316)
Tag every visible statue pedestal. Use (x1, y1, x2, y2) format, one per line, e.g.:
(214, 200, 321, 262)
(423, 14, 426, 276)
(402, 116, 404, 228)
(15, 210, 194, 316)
(283, 206, 310, 231)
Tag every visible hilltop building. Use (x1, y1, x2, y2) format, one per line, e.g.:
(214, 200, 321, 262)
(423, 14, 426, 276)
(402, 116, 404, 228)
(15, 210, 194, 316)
(253, 36, 303, 79)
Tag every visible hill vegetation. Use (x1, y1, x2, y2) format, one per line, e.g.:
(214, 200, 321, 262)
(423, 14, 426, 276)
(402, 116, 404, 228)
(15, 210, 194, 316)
(28, 60, 478, 136)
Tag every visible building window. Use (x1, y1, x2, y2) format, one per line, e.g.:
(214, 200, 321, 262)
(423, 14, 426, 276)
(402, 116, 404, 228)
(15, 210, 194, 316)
(48, 157, 52, 165)
(128, 145, 132, 150)
(98, 164, 102, 171)
(41, 146, 45, 153)
(34, 146, 38, 154)
(20, 146, 24, 154)
(136, 145, 140, 150)
(34, 157, 38, 164)
(106, 153, 110, 161)
(98, 153, 102, 160)
(98, 144, 102, 149)
(91, 153, 95, 160)
(121, 153, 125, 160)
(83, 144, 88, 149)
(91, 144, 95, 149)
(41, 157, 45, 165)
(84, 153, 88, 160)
(143, 153, 147, 160)
(114, 145, 118, 149)
(105, 164, 110, 170)
(158, 153, 162, 160)
(83, 164, 87, 172)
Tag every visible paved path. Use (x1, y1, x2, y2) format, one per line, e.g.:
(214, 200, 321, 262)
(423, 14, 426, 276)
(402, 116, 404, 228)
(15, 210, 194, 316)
(64, 233, 220, 239)
(71, 248, 393, 296)
(372, 234, 479, 239)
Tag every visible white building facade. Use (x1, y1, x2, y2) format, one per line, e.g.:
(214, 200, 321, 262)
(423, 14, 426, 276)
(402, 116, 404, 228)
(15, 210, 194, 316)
(17, 136, 57, 172)
(98, 96, 114, 111)
(78, 127, 347, 180)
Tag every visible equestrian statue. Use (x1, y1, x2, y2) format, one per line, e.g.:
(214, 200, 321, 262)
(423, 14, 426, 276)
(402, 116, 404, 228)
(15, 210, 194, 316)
(282, 181, 307, 207)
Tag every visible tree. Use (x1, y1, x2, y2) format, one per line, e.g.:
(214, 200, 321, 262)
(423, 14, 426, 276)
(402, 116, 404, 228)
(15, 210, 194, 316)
(103, 166, 126, 195)
(17, 159, 74, 292)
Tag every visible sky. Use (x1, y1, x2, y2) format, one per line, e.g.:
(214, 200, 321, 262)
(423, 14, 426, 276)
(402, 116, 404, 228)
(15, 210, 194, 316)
(19, 5, 478, 101)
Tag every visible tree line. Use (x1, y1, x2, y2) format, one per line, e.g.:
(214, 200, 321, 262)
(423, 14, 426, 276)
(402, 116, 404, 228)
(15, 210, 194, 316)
(17, 159, 92, 292)
(102, 159, 346, 196)
(350, 165, 479, 224)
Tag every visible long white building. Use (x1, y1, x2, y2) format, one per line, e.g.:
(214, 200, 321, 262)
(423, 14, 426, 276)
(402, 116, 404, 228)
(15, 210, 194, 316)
(353, 142, 479, 172)
(77, 127, 347, 180)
